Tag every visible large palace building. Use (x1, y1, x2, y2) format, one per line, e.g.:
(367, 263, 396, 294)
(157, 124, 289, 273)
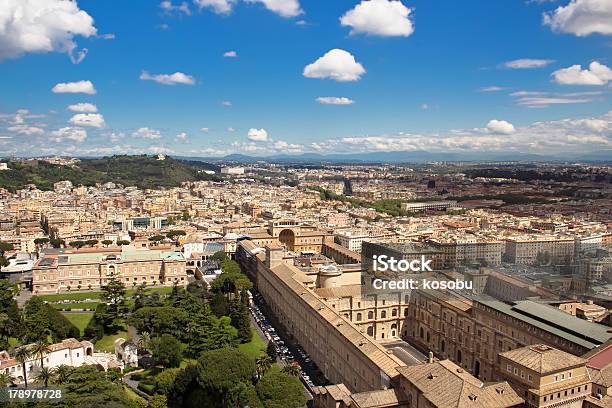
(236, 239, 612, 408)
(32, 246, 187, 294)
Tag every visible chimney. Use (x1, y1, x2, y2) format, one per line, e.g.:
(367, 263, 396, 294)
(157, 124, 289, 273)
(428, 351, 434, 363)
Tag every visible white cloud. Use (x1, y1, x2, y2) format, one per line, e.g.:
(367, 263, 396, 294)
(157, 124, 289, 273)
(486, 119, 516, 134)
(0, 0, 97, 62)
(516, 96, 593, 107)
(543, 0, 612, 36)
(227, 127, 236, 132)
(132, 127, 162, 139)
(51, 127, 87, 143)
(223, 50, 237, 57)
(307, 111, 612, 155)
(245, 0, 303, 17)
(500, 59, 555, 69)
(69, 113, 105, 128)
(7, 124, 45, 135)
(340, 0, 414, 37)
(52, 80, 96, 94)
(67, 103, 98, 113)
(149, 146, 175, 154)
(221, 101, 232, 107)
(201, 127, 210, 132)
(160, 1, 191, 15)
(303, 49, 366, 82)
(479, 86, 505, 92)
(316, 97, 355, 105)
(139, 71, 196, 85)
(176, 132, 188, 140)
(552, 61, 612, 85)
(193, 0, 235, 14)
(247, 128, 269, 141)
(420, 103, 429, 110)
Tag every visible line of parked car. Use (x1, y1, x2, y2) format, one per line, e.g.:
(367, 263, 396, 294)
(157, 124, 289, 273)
(250, 293, 317, 389)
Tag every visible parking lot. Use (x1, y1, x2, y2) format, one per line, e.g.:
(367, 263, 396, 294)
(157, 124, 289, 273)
(249, 291, 327, 392)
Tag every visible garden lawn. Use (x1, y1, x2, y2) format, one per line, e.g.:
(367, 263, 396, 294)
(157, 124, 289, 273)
(61, 312, 94, 336)
(52, 302, 99, 311)
(238, 328, 267, 360)
(95, 331, 128, 352)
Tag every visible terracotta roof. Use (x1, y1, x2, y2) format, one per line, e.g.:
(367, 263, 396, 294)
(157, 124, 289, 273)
(397, 360, 523, 408)
(499, 344, 586, 374)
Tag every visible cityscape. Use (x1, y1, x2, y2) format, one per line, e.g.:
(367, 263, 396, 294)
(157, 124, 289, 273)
(0, 1, 611, 408)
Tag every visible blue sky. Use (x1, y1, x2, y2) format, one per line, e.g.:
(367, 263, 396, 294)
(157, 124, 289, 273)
(0, 0, 611, 157)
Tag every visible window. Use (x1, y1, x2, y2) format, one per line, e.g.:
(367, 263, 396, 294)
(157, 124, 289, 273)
(356, 313, 362, 321)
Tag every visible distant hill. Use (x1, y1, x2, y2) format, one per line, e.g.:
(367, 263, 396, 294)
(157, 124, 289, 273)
(0, 155, 221, 192)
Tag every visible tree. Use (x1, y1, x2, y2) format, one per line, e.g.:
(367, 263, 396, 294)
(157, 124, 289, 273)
(69, 240, 86, 249)
(14, 346, 31, 388)
(256, 369, 307, 408)
(211, 251, 229, 263)
(101, 239, 113, 247)
(0, 242, 13, 257)
(196, 348, 257, 406)
(34, 366, 53, 387)
(256, 355, 273, 379)
(33, 237, 50, 250)
(229, 298, 252, 343)
(53, 364, 72, 384)
(85, 239, 99, 247)
(210, 292, 229, 318)
(148, 394, 168, 408)
(138, 331, 152, 352)
(49, 238, 65, 248)
(266, 342, 277, 360)
(166, 230, 186, 242)
(117, 240, 131, 246)
(154, 368, 180, 396)
(100, 274, 128, 332)
(281, 365, 300, 377)
(0, 372, 14, 387)
(133, 282, 148, 311)
(31, 340, 51, 369)
(148, 235, 165, 245)
(151, 334, 183, 368)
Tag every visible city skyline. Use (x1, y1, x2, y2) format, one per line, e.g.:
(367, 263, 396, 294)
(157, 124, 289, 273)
(1, 0, 611, 158)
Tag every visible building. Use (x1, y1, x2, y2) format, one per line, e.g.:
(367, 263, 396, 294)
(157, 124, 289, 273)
(313, 359, 523, 408)
(361, 241, 446, 272)
(335, 229, 395, 254)
(401, 201, 458, 213)
(32, 246, 188, 294)
(0, 338, 121, 385)
(499, 344, 591, 408)
(505, 236, 575, 265)
(427, 236, 504, 268)
(406, 291, 612, 383)
(220, 166, 245, 175)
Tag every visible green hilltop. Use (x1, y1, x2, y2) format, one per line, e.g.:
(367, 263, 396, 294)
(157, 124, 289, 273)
(0, 155, 221, 192)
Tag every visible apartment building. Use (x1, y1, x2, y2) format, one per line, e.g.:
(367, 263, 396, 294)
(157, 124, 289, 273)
(505, 236, 575, 265)
(335, 228, 395, 254)
(427, 236, 504, 268)
(361, 242, 446, 272)
(32, 246, 187, 294)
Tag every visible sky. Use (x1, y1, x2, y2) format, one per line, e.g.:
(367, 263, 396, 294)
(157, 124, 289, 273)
(0, 0, 611, 158)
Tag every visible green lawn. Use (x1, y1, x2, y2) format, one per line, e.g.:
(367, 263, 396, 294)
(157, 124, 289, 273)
(39, 292, 102, 302)
(52, 302, 99, 310)
(39, 286, 174, 302)
(95, 331, 128, 352)
(61, 312, 94, 336)
(238, 328, 268, 360)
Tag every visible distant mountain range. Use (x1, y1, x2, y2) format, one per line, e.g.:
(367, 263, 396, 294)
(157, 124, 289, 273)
(179, 149, 612, 164)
